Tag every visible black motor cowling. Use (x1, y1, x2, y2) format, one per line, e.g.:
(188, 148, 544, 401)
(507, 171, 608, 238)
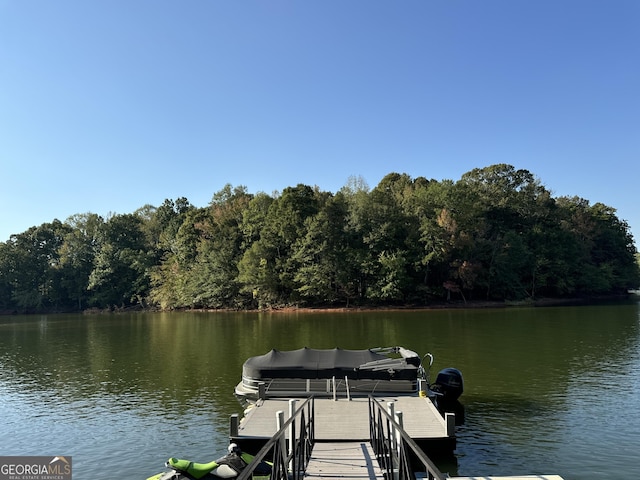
(431, 367, 463, 401)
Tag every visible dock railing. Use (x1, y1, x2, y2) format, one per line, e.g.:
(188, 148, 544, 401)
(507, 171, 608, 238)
(236, 396, 315, 480)
(369, 396, 447, 480)
(252, 377, 415, 400)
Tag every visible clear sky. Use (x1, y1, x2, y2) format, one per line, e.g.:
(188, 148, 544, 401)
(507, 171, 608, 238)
(1, 1, 638, 245)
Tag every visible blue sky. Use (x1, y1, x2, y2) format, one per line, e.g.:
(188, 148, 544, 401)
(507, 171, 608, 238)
(1, 1, 638, 245)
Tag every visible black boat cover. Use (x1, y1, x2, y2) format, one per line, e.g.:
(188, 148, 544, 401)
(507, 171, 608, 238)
(241, 347, 418, 381)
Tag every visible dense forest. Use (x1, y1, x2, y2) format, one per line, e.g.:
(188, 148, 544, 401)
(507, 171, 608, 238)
(1, 164, 639, 313)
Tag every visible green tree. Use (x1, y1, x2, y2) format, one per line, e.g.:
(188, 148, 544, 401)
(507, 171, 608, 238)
(240, 192, 274, 248)
(364, 173, 428, 302)
(238, 184, 320, 307)
(153, 197, 194, 254)
(339, 177, 371, 302)
(292, 192, 362, 306)
(58, 213, 104, 309)
(88, 213, 153, 307)
(148, 198, 197, 309)
(414, 179, 456, 297)
(0, 241, 15, 310)
(4, 221, 71, 311)
(586, 203, 639, 293)
(455, 164, 553, 300)
(186, 185, 253, 308)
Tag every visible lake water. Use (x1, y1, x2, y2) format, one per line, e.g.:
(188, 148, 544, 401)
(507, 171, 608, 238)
(1, 302, 639, 479)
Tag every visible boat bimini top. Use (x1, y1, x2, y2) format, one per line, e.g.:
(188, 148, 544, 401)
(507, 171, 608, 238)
(234, 346, 424, 401)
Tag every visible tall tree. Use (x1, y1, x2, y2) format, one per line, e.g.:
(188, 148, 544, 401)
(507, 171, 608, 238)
(88, 213, 153, 307)
(186, 185, 253, 308)
(58, 213, 104, 309)
(148, 198, 197, 309)
(456, 164, 553, 300)
(5, 221, 71, 310)
(238, 184, 320, 307)
(364, 173, 423, 302)
(0, 241, 15, 310)
(292, 192, 362, 306)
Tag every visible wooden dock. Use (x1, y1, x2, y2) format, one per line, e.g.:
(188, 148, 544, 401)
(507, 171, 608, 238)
(303, 442, 384, 480)
(297, 441, 564, 480)
(233, 395, 455, 457)
(232, 395, 564, 480)
(237, 396, 450, 441)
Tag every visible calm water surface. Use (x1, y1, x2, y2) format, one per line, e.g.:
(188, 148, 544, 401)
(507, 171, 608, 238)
(1, 302, 639, 479)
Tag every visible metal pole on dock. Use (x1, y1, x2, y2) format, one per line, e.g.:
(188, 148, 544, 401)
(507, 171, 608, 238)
(332, 376, 337, 401)
(445, 412, 455, 437)
(229, 413, 239, 438)
(395, 411, 403, 457)
(387, 402, 396, 453)
(276, 410, 287, 469)
(289, 399, 297, 474)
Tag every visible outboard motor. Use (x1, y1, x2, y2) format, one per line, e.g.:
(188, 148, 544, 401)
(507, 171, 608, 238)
(431, 367, 464, 401)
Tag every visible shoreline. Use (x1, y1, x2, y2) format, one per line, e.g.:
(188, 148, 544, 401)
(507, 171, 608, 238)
(215, 294, 637, 313)
(1, 294, 637, 316)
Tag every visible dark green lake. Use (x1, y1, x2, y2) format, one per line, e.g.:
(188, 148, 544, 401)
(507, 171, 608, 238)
(1, 302, 639, 479)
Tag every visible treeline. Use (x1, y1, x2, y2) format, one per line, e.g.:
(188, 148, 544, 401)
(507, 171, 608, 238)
(1, 164, 638, 313)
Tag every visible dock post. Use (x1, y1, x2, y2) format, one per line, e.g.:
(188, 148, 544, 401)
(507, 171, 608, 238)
(276, 410, 287, 468)
(229, 413, 239, 438)
(387, 402, 396, 452)
(445, 412, 455, 437)
(332, 376, 337, 401)
(345, 376, 351, 401)
(289, 399, 298, 473)
(395, 411, 403, 457)
(276, 410, 285, 429)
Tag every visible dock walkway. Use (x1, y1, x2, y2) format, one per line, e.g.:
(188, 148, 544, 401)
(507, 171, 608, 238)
(303, 442, 384, 480)
(237, 396, 449, 442)
(301, 443, 563, 480)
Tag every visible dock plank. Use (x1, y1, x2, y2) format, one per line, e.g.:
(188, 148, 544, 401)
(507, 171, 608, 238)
(238, 396, 449, 442)
(304, 442, 384, 480)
